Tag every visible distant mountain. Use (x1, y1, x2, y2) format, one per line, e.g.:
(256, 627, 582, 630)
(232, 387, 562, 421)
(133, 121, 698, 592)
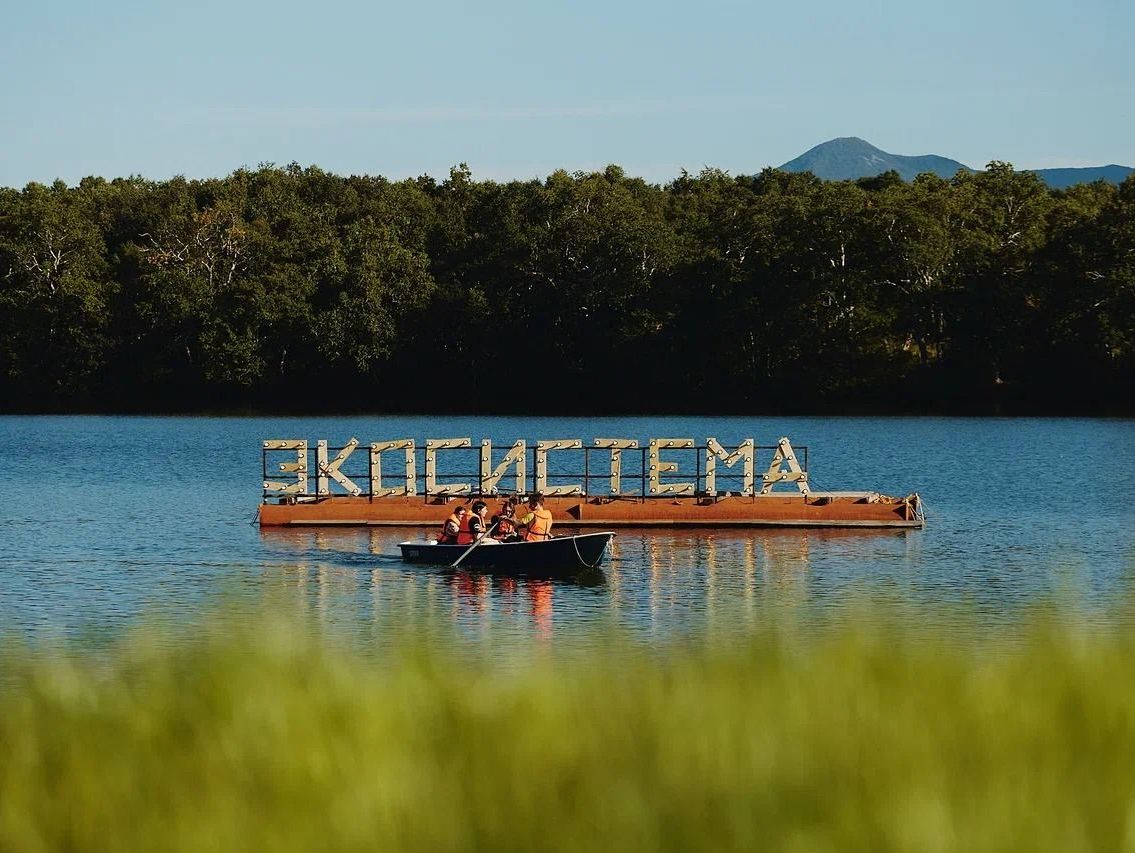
(779, 137, 1133, 188)
(779, 137, 969, 182)
(1028, 165, 1134, 189)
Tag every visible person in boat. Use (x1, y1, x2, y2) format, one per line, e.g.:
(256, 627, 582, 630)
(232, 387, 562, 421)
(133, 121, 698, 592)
(458, 500, 491, 545)
(438, 505, 467, 545)
(491, 497, 522, 542)
(517, 492, 554, 541)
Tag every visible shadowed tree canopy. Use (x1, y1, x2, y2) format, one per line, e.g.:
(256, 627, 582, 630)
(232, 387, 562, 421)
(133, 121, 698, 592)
(0, 162, 1131, 414)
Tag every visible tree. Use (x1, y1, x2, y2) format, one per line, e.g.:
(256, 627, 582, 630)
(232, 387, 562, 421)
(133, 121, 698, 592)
(315, 217, 434, 379)
(0, 180, 112, 401)
(871, 174, 960, 368)
(931, 163, 1054, 401)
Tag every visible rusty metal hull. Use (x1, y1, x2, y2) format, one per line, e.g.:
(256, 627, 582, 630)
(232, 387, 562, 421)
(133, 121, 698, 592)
(259, 493, 924, 529)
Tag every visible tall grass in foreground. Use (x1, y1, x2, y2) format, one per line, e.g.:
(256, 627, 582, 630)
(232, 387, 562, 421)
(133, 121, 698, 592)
(3, 611, 1135, 852)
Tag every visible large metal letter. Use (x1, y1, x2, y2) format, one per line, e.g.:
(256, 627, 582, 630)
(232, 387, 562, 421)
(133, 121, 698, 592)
(263, 439, 308, 495)
(535, 439, 583, 496)
(317, 438, 362, 496)
(369, 439, 416, 496)
(648, 438, 695, 496)
(593, 439, 638, 495)
(425, 438, 472, 496)
(480, 440, 526, 495)
(759, 437, 809, 495)
(705, 438, 755, 496)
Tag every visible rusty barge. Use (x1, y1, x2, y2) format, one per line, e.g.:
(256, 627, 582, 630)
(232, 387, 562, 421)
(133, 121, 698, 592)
(258, 435, 924, 529)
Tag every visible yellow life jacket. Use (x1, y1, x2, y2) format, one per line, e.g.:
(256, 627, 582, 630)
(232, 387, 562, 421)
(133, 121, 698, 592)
(524, 507, 553, 541)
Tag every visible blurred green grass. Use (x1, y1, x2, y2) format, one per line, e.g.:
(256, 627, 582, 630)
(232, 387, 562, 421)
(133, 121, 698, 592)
(3, 610, 1135, 852)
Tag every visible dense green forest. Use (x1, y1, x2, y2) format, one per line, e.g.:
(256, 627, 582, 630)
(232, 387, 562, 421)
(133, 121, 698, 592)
(1, 162, 1132, 413)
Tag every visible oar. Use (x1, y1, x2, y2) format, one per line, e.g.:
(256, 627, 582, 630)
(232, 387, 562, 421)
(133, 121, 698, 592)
(451, 520, 499, 569)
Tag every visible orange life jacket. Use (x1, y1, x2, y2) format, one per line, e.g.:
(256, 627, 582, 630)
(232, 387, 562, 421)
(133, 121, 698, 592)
(523, 507, 553, 541)
(495, 514, 517, 538)
(438, 513, 461, 544)
(456, 512, 478, 545)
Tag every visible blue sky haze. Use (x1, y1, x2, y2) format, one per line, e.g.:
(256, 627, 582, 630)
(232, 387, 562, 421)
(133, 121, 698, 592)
(2, 0, 1131, 186)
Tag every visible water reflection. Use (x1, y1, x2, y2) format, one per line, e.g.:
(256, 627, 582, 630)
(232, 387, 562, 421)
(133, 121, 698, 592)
(255, 525, 923, 643)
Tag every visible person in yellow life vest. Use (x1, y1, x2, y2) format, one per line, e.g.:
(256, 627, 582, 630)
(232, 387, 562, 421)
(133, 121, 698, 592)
(458, 501, 489, 545)
(518, 493, 553, 541)
(438, 505, 467, 545)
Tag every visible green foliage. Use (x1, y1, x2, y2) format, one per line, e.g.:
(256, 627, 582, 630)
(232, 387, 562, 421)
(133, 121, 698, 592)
(0, 180, 113, 397)
(316, 218, 434, 374)
(3, 609, 1135, 851)
(0, 163, 1132, 412)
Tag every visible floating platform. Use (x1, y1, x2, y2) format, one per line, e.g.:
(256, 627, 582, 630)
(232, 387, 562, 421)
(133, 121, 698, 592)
(259, 492, 923, 528)
(257, 434, 925, 530)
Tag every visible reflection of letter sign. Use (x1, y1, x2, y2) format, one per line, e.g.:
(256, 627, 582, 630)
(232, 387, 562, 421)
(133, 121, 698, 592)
(648, 438, 695, 495)
(535, 440, 583, 496)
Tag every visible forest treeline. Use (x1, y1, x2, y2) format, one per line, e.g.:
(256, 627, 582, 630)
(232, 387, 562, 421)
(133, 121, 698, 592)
(1, 162, 1132, 414)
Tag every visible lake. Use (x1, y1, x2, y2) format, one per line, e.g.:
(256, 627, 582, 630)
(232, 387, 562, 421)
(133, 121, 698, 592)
(1, 415, 1133, 647)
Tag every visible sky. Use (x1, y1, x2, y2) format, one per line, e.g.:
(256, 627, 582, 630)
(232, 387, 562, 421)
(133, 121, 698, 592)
(2, 0, 1132, 187)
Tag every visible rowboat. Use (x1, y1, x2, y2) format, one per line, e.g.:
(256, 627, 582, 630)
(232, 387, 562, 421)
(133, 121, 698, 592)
(398, 532, 615, 575)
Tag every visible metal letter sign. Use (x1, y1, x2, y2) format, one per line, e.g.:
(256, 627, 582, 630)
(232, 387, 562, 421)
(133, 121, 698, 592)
(648, 439, 695, 495)
(760, 437, 809, 495)
(263, 440, 308, 495)
(593, 439, 638, 494)
(705, 438, 754, 496)
(263, 436, 809, 499)
(534, 440, 584, 496)
(425, 438, 472, 495)
(370, 439, 416, 497)
(317, 438, 362, 496)
(480, 440, 526, 494)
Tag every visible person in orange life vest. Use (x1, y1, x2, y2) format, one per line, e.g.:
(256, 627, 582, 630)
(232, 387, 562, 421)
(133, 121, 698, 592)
(458, 500, 490, 545)
(518, 493, 553, 541)
(491, 497, 521, 542)
(438, 505, 467, 544)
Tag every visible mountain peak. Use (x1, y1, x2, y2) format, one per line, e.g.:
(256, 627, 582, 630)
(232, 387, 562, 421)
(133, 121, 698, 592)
(777, 138, 1134, 187)
(823, 136, 875, 147)
(779, 138, 968, 182)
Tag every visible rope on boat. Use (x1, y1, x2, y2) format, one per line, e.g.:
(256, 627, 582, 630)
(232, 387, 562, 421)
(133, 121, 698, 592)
(571, 534, 606, 570)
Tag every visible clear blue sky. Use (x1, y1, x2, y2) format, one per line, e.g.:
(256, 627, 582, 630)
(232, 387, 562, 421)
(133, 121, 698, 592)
(3, 0, 1132, 187)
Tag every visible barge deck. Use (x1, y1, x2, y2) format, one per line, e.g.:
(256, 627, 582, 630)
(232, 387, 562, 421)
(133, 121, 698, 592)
(260, 492, 922, 528)
(257, 435, 924, 529)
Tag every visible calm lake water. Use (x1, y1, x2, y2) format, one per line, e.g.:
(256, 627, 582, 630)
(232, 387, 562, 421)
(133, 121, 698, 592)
(1, 415, 1134, 647)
